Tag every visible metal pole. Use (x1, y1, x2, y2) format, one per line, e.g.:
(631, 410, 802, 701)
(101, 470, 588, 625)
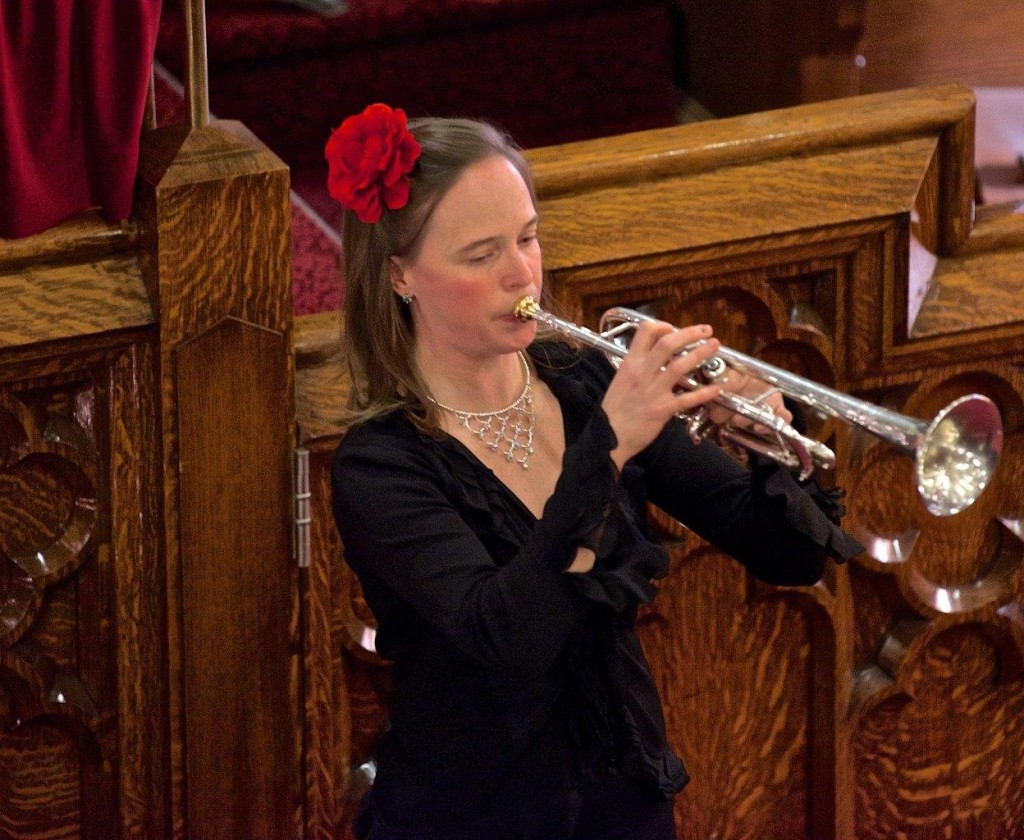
(182, 0, 210, 128)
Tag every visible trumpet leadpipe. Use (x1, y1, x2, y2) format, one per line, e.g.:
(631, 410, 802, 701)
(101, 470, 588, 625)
(513, 295, 625, 359)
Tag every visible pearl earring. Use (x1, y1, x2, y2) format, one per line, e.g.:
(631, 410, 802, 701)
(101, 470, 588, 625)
(401, 293, 413, 305)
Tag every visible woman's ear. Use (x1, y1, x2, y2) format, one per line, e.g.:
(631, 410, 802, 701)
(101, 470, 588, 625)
(389, 256, 408, 298)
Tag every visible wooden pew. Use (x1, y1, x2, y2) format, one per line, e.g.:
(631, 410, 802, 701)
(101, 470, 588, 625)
(297, 83, 1024, 839)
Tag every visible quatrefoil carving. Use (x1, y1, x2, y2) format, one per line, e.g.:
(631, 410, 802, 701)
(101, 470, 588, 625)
(847, 368, 1024, 735)
(851, 621, 1024, 836)
(846, 371, 1024, 620)
(0, 393, 98, 647)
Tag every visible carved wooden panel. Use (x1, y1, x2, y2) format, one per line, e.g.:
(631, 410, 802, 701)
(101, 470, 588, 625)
(2, 105, 295, 838)
(534, 85, 1023, 840)
(546, 237, 851, 837)
(0, 336, 165, 840)
(0, 377, 105, 838)
(844, 364, 1024, 839)
(550, 233, 1024, 837)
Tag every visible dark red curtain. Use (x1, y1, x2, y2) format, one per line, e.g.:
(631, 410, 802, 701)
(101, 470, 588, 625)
(0, 0, 163, 239)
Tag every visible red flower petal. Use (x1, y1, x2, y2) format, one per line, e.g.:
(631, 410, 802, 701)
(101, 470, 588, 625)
(324, 103, 422, 221)
(382, 177, 410, 211)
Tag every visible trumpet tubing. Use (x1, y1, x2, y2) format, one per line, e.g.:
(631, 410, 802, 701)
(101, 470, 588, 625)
(513, 296, 1003, 517)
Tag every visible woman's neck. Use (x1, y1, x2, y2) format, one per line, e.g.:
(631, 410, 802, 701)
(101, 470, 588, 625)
(414, 346, 527, 413)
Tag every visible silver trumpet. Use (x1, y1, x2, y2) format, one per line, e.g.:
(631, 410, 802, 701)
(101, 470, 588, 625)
(513, 296, 1003, 517)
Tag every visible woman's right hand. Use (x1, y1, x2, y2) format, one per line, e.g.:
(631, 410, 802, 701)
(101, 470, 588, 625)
(601, 320, 722, 469)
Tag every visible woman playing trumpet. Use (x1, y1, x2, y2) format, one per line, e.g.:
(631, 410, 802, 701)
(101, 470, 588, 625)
(327, 104, 862, 840)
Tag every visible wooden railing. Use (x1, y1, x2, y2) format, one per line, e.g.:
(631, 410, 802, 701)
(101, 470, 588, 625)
(3, 26, 1022, 835)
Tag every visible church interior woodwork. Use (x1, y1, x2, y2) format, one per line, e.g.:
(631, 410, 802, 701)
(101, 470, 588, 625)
(2, 3, 1023, 836)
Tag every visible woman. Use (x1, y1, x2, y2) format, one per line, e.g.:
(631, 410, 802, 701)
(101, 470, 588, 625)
(327, 104, 861, 840)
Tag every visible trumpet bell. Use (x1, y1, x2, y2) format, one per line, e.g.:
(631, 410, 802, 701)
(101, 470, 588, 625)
(916, 394, 1003, 516)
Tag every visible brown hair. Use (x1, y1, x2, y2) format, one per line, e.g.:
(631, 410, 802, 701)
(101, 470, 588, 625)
(339, 116, 542, 432)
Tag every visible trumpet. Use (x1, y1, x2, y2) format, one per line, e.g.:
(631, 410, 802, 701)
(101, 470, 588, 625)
(512, 296, 1003, 517)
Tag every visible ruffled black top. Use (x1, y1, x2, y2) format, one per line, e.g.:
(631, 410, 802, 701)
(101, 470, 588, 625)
(331, 343, 862, 839)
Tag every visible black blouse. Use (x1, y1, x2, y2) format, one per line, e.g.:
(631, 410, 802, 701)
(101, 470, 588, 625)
(331, 342, 861, 838)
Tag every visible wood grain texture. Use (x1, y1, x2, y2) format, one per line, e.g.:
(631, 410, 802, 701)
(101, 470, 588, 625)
(0, 254, 153, 350)
(303, 441, 347, 840)
(176, 318, 296, 840)
(1, 369, 120, 839)
(537, 138, 938, 270)
(3, 49, 294, 840)
(0, 210, 136, 275)
(295, 310, 348, 445)
(136, 118, 295, 840)
(295, 313, 356, 839)
(528, 85, 972, 191)
(138, 121, 292, 340)
(641, 539, 816, 839)
(912, 250, 1024, 338)
(852, 625, 1024, 840)
(110, 340, 170, 840)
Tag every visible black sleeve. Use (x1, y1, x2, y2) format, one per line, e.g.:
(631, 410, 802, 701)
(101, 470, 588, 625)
(331, 411, 623, 677)
(638, 418, 863, 586)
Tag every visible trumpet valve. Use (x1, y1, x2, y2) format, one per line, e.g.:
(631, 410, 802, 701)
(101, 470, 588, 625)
(698, 355, 729, 384)
(685, 406, 718, 445)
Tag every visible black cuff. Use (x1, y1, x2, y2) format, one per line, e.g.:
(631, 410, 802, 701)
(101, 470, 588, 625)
(536, 407, 621, 569)
(751, 454, 864, 562)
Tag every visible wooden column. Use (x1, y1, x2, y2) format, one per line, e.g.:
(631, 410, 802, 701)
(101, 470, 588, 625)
(136, 119, 298, 840)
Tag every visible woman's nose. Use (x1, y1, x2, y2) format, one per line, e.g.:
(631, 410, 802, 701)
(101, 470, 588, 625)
(503, 248, 533, 287)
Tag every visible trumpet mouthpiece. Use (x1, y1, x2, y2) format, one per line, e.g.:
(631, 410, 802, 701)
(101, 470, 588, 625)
(513, 295, 539, 321)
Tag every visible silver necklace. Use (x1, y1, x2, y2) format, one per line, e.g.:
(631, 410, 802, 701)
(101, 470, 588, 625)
(430, 351, 535, 470)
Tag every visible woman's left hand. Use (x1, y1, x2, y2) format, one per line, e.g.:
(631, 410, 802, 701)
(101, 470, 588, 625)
(705, 370, 792, 432)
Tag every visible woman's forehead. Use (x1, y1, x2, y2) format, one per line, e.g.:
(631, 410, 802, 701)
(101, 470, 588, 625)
(431, 156, 535, 231)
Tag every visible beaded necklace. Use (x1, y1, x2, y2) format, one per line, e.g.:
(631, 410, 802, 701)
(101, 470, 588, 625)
(430, 351, 535, 470)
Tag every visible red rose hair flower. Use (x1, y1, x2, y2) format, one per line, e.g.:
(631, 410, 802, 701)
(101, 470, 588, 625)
(325, 103, 422, 224)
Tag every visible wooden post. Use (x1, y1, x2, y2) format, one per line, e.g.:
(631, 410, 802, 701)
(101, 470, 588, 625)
(136, 117, 298, 840)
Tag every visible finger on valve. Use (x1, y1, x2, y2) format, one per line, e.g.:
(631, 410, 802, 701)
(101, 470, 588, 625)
(664, 333, 720, 387)
(714, 376, 792, 433)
